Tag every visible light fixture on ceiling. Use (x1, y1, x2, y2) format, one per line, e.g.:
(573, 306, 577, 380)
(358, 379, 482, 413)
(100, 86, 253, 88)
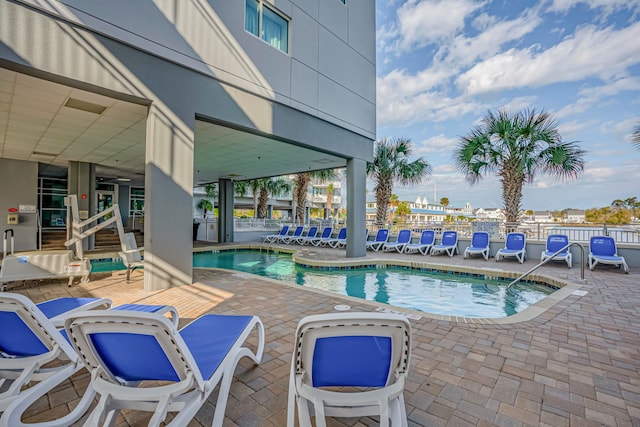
(63, 97, 107, 115)
(116, 177, 131, 182)
(31, 151, 58, 157)
(314, 158, 334, 164)
(219, 173, 245, 180)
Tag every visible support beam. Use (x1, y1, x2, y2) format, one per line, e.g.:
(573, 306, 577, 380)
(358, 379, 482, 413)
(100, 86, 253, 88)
(218, 178, 234, 243)
(346, 158, 366, 258)
(68, 162, 96, 251)
(144, 104, 194, 291)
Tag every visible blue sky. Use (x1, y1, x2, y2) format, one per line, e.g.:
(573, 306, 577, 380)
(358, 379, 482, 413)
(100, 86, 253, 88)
(374, 0, 640, 211)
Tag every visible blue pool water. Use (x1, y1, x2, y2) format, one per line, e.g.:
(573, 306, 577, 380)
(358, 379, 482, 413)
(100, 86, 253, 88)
(92, 250, 554, 318)
(192, 250, 554, 318)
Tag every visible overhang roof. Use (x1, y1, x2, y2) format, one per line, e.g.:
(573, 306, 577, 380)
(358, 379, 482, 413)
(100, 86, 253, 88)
(1, 69, 347, 186)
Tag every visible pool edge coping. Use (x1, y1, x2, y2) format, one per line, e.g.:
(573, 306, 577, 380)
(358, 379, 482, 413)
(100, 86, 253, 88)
(192, 243, 585, 325)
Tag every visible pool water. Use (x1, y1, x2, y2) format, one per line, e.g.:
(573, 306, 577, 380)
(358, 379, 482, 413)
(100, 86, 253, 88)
(191, 250, 554, 318)
(91, 250, 554, 318)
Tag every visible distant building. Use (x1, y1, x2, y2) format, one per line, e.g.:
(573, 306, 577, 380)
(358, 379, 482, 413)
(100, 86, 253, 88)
(474, 208, 505, 220)
(565, 209, 586, 223)
(366, 196, 472, 223)
(533, 210, 555, 223)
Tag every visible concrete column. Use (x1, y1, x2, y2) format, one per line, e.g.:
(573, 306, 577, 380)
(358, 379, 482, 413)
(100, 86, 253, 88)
(305, 206, 310, 224)
(346, 158, 366, 257)
(68, 161, 96, 250)
(144, 104, 194, 291)
(217, 178, 234, 243)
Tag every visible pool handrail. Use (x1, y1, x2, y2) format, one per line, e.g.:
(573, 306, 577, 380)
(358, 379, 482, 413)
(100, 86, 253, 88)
(506, 242, 585, 292)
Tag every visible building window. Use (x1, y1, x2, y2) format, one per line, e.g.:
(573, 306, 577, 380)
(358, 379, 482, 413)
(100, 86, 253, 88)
(245, 0, 289, 53)
(38, 177, 67, 228)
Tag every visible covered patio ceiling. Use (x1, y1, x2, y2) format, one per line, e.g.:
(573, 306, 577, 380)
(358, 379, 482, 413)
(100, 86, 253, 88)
(0, 68, 347, 187)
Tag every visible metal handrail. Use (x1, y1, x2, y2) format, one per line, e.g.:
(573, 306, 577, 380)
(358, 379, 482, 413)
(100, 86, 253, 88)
(3, 229, 14, 258)
(506, 242, 585, 291)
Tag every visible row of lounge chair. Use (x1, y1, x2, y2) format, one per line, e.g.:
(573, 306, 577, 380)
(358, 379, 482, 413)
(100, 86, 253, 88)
(265, 226, 629, 273)
(262, 226, 364, 249)
(0, 293, 410, 426)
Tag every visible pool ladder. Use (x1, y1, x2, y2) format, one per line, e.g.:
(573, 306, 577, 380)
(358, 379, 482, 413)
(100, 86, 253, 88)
(506, 242, 586, 293)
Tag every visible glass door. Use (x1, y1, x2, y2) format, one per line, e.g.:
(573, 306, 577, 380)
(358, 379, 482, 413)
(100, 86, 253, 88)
(96, 183, 118, 227)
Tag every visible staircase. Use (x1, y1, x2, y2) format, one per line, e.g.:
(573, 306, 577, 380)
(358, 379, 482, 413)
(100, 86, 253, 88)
(41, 229, 144, 250)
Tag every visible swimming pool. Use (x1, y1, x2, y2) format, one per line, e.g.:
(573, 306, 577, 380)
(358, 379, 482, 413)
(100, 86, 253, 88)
(91, 250, 554, 318)
(191, 250, 555, 318)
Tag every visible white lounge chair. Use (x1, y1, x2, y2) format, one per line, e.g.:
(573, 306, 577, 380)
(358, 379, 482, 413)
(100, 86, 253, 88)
(325, 227, 347, 248)
(308, 227, 333, 247)
(0, 293, 112, 427)
(404, 230, 435, 255)
(366, 229, 389, 252)
(495, 232, 526, 264)
(464, 231, 490, 261)
(296, 226, 318, 245)
(382, 229, 412, 253)
(287, 312, 412, 427)
(119, 232, 144, 283)
(540, 234, 572, 268)
(63, 309, 265, 427)
(261, 225, 289, 243)
(280, 226, 304, 244)
(430, 231, 458, 257)
(588, 236, 628, 273)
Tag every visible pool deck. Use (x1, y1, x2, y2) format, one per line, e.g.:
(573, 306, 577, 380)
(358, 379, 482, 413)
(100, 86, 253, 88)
(6, 242, 640, 426)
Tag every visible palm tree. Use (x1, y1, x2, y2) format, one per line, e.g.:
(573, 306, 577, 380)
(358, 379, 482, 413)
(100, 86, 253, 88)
(196, 183, 217, 217)
(326, 183, 334, 219)
(254, 178, 291, 219)
(632, 122, 640, 150)
(366, 137, 431, 226)
(439, 197, 449, 207)
(454, 108, 586, 223)
(293, 169, 336, 223)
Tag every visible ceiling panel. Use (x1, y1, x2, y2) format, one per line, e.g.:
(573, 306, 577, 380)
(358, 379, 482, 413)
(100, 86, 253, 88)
(1, 69, 348, 187)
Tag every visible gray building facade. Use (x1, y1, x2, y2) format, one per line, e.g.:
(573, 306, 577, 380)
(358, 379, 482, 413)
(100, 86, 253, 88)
(0, 0, 375, 290)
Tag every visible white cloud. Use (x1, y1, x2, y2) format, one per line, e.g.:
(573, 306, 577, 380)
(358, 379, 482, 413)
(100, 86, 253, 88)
(547, 0, 640, 15)
(415, 134, 459, 155)
(557, 77, 640, 118)
(440, 9, 542, 70)
(393, 0, 485, 52)
(557, 119, 594, 137)
(456, 23, 640, 96)
(377, 5, 544, 126)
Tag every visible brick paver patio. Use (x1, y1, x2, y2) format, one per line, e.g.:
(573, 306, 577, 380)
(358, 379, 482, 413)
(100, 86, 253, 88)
(5, 243, 639, 426)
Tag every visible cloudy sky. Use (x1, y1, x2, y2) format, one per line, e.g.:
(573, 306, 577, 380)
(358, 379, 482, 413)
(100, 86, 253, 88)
(374, 0, 640, 211)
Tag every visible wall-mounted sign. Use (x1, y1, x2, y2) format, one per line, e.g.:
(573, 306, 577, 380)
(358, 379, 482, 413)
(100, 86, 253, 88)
(18, 205, 37, 213)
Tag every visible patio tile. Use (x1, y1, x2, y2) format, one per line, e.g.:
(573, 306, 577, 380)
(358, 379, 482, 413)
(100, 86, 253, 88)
(3, 242, 639, 426)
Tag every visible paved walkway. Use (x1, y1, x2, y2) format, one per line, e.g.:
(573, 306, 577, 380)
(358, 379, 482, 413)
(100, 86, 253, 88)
(6, 243, 640, 426)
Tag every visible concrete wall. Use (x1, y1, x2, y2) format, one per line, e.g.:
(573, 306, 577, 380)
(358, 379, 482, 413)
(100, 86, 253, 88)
(0, 158, 38, 251)
(24, 0, 376, 140)
(0, 0, 375, 287)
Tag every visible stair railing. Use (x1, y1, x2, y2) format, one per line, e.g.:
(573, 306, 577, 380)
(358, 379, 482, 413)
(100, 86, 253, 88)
(506, 242, 586, 292)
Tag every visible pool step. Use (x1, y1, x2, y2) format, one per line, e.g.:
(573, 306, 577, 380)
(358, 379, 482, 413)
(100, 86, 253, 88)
(41, 230, 143, 250)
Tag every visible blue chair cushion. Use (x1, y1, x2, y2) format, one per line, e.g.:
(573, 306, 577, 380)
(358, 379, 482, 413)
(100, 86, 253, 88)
(312, 335, 392, 388)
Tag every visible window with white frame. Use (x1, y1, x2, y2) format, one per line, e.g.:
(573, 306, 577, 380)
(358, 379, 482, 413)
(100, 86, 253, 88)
(245, 0, 289, 53)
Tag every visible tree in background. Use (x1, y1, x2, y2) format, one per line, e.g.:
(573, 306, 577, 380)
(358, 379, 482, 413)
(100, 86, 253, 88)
(293, 169, 335, 223)
(586, 207, 632, 224)
(454, 108, 586, 223)
(632, 122, 640, 150)
(367, 137, 431, 226)
(196, 183, 217, 217)
(395, 201, 411, 223)
(256, 178, 291, 219)
(326, 183, 334, 219)
(439, 197, 450, 207)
